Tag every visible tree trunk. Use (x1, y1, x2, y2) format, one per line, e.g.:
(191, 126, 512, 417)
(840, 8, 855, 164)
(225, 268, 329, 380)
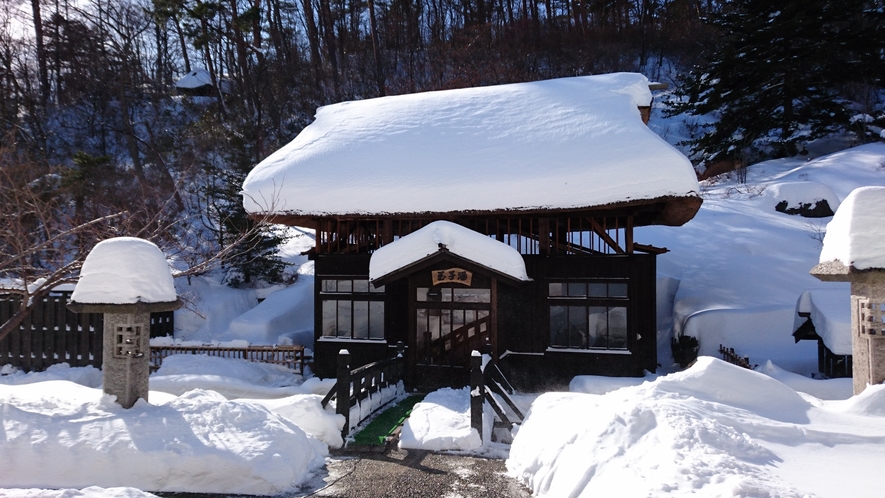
(31, 0, 50, 103)
(302, 0, 324, 92)
(367, 0, 386, 96)
(318, 0, 340, 100)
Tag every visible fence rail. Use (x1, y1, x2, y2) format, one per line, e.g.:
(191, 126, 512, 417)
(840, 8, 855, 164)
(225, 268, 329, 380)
(322, 344, 406, 438)
(150, 344, 307, 374)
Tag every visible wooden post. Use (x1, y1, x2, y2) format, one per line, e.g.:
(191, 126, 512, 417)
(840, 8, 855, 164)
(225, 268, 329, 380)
(336, 349, 351, 438)
(470, 350, 484, 443)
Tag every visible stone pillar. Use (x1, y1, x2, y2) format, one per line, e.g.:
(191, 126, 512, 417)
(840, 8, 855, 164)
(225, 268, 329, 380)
(812, 263, 885, 395)
(850, 279, 885, 394)
(103, 312, 151, 408)
(66, 236, 181, 408)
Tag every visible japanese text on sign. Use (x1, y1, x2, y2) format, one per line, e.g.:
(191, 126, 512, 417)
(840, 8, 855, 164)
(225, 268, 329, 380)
(431, 268, 473, 286)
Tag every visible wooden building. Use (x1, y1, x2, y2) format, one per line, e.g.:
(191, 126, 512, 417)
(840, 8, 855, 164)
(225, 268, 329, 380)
(243, 73, 702, 389)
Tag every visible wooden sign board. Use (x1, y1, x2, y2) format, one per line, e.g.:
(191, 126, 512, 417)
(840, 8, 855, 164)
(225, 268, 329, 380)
(431, 268, 473, 286)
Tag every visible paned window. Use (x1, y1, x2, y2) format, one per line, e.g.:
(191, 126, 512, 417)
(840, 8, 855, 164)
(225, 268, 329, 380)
(548, 281, 628, 350)
(320, 279, 384, 340)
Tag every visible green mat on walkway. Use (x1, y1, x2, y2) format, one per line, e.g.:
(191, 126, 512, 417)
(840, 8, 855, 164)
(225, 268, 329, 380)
(352, 395, 425, 446)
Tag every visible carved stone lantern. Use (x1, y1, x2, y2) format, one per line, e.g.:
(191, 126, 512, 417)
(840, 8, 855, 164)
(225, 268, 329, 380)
(811, 187, 885, 395)
(68, 237, 181, 408)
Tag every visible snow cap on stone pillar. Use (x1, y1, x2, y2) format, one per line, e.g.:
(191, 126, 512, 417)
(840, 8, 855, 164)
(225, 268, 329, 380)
(69, 237, 180, 312)
(811, 186, 885, 281)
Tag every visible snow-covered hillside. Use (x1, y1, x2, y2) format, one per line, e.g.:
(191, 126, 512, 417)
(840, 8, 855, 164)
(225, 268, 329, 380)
(642, 143, 885, 373)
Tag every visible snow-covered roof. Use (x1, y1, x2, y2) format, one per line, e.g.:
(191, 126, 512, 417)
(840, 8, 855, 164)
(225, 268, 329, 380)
(175, 68, 231, 93)
(70, 237, 177, 305)
(242, 73, 700, 220)
(818, 186, 885, 271)
(175, 69, 213, 89)
(369, 221, 530, 284)
(795, 289, 851, 355)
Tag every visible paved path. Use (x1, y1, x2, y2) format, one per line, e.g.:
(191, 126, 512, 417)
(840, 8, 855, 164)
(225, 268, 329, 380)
(296, 448, 532, 498)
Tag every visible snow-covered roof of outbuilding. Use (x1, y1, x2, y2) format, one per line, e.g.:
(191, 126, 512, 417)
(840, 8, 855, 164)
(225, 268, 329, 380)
(69, 237, 178, 307)
(175, 69, 214, 89)
(175, 68, 231, 93)
(242, 73, 700, 224)
(369, 221, 530, 284)
(815, 187, 885, 275)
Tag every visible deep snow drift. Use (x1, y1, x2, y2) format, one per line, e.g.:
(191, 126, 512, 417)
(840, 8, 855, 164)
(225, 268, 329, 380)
(508, 357, 885, 497)
(0, 356, 340, 495)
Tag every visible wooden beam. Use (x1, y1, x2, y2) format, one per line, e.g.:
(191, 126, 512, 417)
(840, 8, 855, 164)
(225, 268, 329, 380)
(632, 243, 669, 254)
(538, 218, 550, 256)
(587, 218, 625, 254)
(626, 216, 634, 254)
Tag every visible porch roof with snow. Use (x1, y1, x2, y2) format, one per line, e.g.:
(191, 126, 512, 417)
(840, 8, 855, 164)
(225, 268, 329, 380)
(369, 221, 531, 286)
(242, 73, 701, 228)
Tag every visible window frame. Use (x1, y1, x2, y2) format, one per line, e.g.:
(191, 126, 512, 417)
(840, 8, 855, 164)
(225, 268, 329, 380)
(547, 279, 630, 351)
(319, 277, 386, 341)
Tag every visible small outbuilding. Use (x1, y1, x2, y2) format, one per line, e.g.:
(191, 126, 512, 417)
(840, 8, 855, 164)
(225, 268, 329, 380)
(243, 73, 702, 389)
(792, 288, 852, 378)
(175, 68, 231, 97)
(811, 186, 885, 394)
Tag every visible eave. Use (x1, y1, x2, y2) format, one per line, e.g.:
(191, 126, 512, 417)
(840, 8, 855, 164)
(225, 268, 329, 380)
(251, 194, 703, 230)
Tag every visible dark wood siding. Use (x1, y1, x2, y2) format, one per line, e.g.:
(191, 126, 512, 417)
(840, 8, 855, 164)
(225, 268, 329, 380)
(312, 253, 657, 386)
(498, 254, 657, 389)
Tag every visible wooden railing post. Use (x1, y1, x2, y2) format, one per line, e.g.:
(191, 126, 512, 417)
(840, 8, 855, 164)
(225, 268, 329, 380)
(470, 350, 483, 442)
(336, 349, 352, 438)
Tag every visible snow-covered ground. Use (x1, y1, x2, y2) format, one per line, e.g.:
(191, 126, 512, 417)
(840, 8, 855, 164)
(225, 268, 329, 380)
(0, 355, 341, 495)
(509, 357, 885, 497)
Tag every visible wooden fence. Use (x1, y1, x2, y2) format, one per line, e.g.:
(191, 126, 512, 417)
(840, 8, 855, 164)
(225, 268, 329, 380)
(322, 345, 406, 438)
(150, 344, 307, 374)
(718, 344, 756, 370)
(0, 291, 173, 372)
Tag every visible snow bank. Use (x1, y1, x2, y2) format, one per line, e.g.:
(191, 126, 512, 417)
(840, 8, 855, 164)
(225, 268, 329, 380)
(150, 354, 303, 396)
(1, 487, 160, 498)
(173, 276, 258, 342)
(507, 357, 885, 497)
(0, 382, 327, 495)
(71, 237, 176, 305)
(795, 288, 851, 354)
(254, 395, 344, 448)
(150, 354, 320, 390)
(757, 360, 851, 400)
(0, 363, 102, 388)
(369, 221, 530, 283)
(835, 383, 885, 416)
(225, 270, 315, 345)
(243, 73, 698, 216)
(653, 357, 810, 422)
(399, 387, 481, 451)
(148, 355, 342, 447)
(819, 186, 885, 270)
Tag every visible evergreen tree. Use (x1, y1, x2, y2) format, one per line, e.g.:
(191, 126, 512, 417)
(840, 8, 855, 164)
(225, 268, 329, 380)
(198, 122, 288, 286)
(669, 0, 884, 164)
